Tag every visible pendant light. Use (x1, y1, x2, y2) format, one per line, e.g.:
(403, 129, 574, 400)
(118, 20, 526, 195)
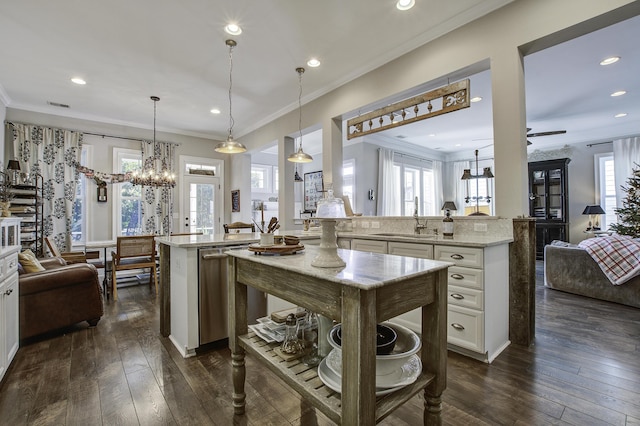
(215, 39, 247, 154)
(288, 67, 313, 163)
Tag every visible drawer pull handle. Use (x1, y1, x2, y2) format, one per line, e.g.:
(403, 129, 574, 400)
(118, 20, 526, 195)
(450, 293, 464, 300)
(451, 254, 464, 260)
(451, 323, 465, 331)
(4, 288, 13, 296)
(9, 260, 16, 268)
(450, 273, 464, 280)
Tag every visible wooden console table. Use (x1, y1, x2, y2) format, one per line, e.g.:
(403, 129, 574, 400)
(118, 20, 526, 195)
(227, 246, 450, 425)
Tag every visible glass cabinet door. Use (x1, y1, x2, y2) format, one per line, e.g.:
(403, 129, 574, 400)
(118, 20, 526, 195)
(530, 170, 546, 218)
(547, 168, 563, 220)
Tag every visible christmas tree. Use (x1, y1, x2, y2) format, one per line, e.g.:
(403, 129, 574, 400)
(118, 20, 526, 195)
(609, 164, 640, 237)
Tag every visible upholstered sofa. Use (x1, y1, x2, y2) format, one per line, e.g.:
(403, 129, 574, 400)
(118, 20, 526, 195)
(544, 244, 640, 308)
(19, 257, 104, 339)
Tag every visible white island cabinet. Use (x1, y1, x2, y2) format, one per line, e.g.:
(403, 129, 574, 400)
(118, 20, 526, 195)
(350, 234, 511, 363)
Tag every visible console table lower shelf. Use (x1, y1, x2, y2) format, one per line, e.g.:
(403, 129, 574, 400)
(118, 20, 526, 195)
(238, 332, 435, 424)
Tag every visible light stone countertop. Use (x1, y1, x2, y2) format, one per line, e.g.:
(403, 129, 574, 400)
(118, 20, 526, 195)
(226, 245, 453, 290)
(156, 229, 512, 249)
(344, 232, 513, 247)
(155, 230, 315, 248)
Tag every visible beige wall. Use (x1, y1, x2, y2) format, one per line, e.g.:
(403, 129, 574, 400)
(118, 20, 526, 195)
(238, 0, 639, 220)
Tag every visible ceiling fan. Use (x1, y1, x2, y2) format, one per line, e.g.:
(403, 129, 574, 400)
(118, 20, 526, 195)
(526, 127, 566, 145)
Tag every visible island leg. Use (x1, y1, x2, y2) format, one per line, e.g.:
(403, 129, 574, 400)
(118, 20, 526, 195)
(228, 256, 248, 415)
(421, 268, 448, 425)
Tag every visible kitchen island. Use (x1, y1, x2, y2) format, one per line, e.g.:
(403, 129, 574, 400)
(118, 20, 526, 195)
(227, 245, 451, 425)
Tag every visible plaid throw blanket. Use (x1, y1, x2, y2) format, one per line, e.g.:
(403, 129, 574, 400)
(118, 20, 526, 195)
(578, 235, 640, 285)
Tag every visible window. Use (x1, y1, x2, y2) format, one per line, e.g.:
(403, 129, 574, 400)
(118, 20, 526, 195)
(343, 159, 355, 209)
(393, 157, 436, 216)
(251, 164, 278, 194)
(71, 146, 89, 246)
(597, 154, 617, 229)
(113, 148, 142, 236)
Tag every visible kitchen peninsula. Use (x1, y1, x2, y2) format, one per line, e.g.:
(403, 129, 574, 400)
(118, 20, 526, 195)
(227, 245, 451, 425)
(157, 217, 513, 361)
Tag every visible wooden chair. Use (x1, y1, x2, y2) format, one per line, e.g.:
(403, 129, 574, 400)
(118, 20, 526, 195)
(45, 236, 87, 264)
(110, 235, 158, 301)
(223, 222, 255, 233)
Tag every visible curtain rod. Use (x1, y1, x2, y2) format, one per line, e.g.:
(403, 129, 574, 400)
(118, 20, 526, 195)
(5, 120, 181, 146)
(586, 141, 612, 147)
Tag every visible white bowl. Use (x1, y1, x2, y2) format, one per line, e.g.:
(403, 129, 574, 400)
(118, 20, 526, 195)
(327, 322, 421, 376)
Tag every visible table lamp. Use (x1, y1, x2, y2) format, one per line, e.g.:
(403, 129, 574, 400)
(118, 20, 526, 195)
(582, 205, 606, 231)
(441, 201, 457, 213)
(6, 160, 20, 185)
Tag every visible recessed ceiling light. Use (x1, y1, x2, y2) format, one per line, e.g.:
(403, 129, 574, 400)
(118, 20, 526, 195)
(307, 58, 320, 68)
(615, 113, 627, 118)
(470, 96, 482, 103)
(71, 77, 86, 85)
(396, 0, 415, 11)
(455, 143, 461, 147)
(210, 108, 221, 114)
(600, 56, 620, 66)
(428, 133, 436, 137)
(610, 90, 626, 97)
(225, 23, 242, 35)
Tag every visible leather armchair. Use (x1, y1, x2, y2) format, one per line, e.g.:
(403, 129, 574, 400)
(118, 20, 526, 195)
(19, 257, 104, 340)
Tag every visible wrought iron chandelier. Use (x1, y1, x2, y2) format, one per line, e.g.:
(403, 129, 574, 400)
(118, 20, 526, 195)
(130, 96, 176, 188)
(461, 149, 494, 215)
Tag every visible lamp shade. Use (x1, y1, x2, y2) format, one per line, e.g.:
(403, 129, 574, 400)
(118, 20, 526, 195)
(582, 205, 605, 215)
(442, 201, 457, 211)
(6, 160, 20, 171)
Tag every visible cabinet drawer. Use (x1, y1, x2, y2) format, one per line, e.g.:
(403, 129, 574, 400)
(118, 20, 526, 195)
(447, 266, 483, 290)
(351, 239, 387, 254)
(448, 305, 484, 353)
(434, 245, 483, 268)
(387, 241, 433, 259)
(5, 253, 18, 276)
(448, 285, 483, 310)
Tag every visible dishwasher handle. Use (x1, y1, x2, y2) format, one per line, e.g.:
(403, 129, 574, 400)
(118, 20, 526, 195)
(202, 253, 228, 260)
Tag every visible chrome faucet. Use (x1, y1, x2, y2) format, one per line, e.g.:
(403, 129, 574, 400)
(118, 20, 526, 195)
(413, 210, 427, 235)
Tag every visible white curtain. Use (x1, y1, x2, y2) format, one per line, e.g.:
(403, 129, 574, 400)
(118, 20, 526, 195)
(432, 159, 443, 214)
(138, 140, 175, 236)
(613, 137, 640, 208)
(376, 148, 399, 216)
(452, 161, 469, 216)
(11, 123, 82, 253)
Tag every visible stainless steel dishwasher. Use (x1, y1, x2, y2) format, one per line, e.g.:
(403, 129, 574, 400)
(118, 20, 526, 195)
(198, 245, 266, 345)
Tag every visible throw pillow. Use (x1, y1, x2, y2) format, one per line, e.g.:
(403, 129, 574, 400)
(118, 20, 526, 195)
(18, 249, 45, 273)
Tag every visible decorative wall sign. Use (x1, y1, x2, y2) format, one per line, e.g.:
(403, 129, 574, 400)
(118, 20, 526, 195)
(231, 189, 240, 212)
(304, 171, 324, 213)
(347, 79, 470, 140)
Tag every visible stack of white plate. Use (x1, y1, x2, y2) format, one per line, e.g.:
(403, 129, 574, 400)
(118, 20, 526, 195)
(317, 322, 422, 396)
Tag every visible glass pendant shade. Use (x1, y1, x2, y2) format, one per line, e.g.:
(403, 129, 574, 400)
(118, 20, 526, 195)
(215, 136, 246, 154)
(316, 189, 346, 219)
(288, 146, 313, 163)
(215, 39, 246, 154)
(288, 67, 313, 163)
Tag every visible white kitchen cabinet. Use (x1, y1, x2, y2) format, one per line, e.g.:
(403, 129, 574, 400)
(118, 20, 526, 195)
(0, 218, 21, 383)
(351, 238, 387, 253)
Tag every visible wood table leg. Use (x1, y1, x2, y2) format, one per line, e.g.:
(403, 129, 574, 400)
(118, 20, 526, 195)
(232, 350, 246, 415)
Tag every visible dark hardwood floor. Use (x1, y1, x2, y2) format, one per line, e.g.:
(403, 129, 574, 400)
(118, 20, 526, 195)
(1, 264, 639, 425)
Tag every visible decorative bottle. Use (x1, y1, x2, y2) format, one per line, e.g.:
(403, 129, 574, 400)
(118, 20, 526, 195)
(443, 209, 454, 238)
(281, 313, 304, 355)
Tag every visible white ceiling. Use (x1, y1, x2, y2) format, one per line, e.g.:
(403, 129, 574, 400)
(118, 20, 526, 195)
(0, 0, 512, 139)
(1, 2, 637, 158)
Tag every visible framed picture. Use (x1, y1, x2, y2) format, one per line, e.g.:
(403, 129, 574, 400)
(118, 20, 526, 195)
(304, 171, 324, 213)
(231, 189, 240, 212)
